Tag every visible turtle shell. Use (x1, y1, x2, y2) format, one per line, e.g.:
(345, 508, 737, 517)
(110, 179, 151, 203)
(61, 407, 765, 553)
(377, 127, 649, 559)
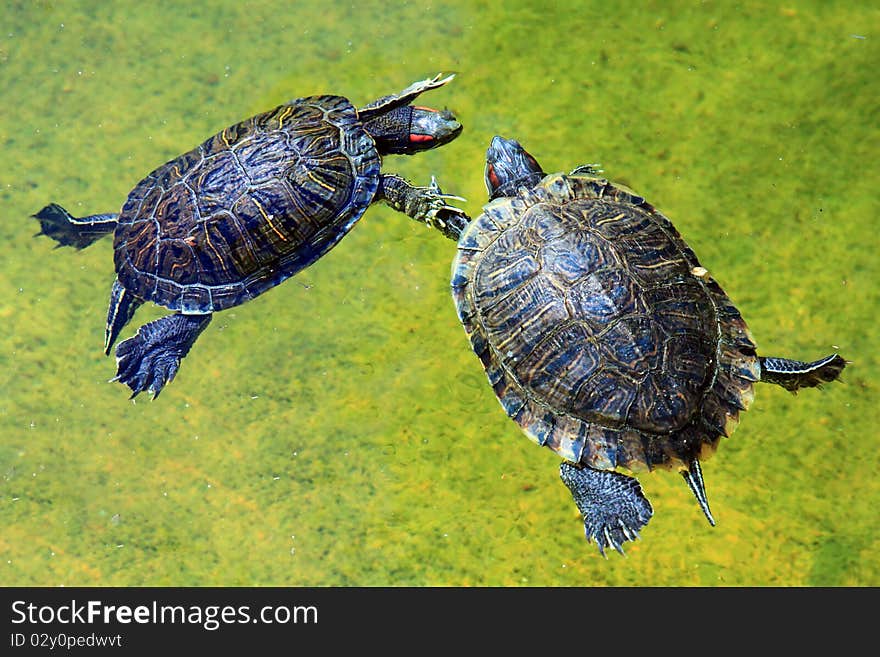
(113, 94, 380, 313)
(451, 173, 761, 473)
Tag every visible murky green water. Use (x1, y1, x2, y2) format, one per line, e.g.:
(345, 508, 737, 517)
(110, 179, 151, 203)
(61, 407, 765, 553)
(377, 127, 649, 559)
(1, 1, 877, 586)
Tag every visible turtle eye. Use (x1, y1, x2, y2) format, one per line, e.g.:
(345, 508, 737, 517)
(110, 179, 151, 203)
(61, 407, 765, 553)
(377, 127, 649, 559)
(525, 152, 542, 173)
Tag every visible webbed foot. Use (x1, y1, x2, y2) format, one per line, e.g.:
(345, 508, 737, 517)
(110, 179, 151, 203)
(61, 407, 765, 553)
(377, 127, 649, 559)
(112, 313, 212, 399)
(759, 354, 847, 393)
(559, 462, 654, 557)
(32, 203, 118, 249)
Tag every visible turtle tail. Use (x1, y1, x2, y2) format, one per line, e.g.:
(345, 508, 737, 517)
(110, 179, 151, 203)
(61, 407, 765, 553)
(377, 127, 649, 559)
(105, 279, 143, 355)
(681, 459, 715, 527)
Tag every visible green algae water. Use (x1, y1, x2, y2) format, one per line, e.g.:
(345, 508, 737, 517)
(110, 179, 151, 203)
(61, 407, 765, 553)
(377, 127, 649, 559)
(1, 1, 877, 587)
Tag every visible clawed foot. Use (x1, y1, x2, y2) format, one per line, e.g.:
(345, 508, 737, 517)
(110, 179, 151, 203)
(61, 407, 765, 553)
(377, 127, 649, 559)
(584, 513, 649, 557)
(111, 313, 211, 399)
(559, 462, 654, 557)
(114, 336, 182, 399)
(570, 163, 604, 176)
(421, 176, 470, 240)
(33, 204, 78, 247)
(379, 173, 470, 240)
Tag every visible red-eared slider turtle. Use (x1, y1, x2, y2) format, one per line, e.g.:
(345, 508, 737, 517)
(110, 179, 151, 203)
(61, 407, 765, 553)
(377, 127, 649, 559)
(34, 74, 466, 398)
(451, 136, 847, 555)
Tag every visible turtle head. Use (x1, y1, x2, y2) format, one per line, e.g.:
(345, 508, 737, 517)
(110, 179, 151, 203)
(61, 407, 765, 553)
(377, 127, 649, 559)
(359, 73, 462, 155)
(485, 136, 546, 200)
(363, 105, 462, 156)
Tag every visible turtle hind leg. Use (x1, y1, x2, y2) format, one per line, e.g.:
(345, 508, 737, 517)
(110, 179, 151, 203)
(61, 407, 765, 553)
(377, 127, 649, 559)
(112, 313, 212, 399)
(759, 354, 847, 393)
(33, 203, 118, 249)
(559, 462, 654, 557)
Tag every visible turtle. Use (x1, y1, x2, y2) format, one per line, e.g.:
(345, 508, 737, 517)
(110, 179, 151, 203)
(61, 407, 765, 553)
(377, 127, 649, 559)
(33, 73, 467, 399)
(450, 136, 848, 556)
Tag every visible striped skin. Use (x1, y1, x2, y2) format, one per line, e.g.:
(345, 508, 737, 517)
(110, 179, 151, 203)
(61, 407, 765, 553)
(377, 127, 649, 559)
(452, 174, 759, 474)
(113, 95, 380, 313)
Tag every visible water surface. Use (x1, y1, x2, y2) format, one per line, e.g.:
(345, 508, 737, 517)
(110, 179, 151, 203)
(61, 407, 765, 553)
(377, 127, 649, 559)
(1, 1, 877, 586)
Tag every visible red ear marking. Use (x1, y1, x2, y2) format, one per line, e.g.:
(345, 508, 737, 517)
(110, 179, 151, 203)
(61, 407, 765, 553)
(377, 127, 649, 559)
(487, 164, 500, 190)
(413, 105, 437, 112)
(409, 133, 434, 143)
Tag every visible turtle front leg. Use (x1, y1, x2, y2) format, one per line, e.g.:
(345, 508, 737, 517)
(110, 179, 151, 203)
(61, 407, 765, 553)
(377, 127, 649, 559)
(559, 462, 654, 557)
(33, 203, 118, 249)
(112, 313, 212, 399)
(759, 354, 847, 392)
(376, 173, 470, 241)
